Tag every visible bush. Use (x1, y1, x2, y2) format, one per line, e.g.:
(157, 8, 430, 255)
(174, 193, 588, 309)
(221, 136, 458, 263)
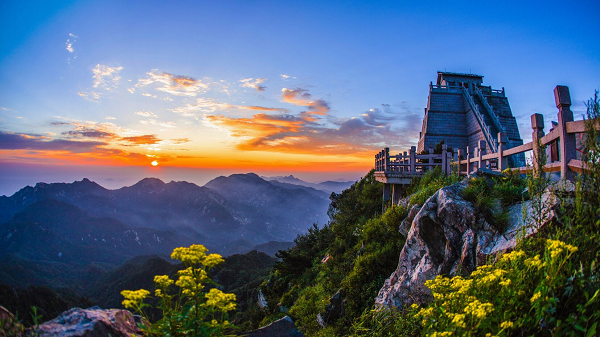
(120, 244, 237, 336)
(406, 167, 461, 206)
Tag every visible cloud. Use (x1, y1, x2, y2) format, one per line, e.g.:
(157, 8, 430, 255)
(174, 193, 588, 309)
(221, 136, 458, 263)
(142, 93, 157, 98)
(239, 78, 266, 91)
(281, 88, 330, 115)
(135, 111, 158, 118)
(77, 91, 102, 102)
(92, 64, 123, 90)
(139, 119, 176, 128)
(66, 33, 77, 63)
(0, 131, 106, 153)
(204, 104, 421, 155)
(170, 98, 289, 117)
(136, 69, 209, 97)
(121, 135, 161, 145)
(280, 74, 296, 80)
(105, 116, 116, 120)
(62, 127, 116, 139)
(127, 88, 135, 94)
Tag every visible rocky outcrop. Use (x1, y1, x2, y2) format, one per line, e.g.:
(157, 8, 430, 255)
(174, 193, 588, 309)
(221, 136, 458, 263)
(375, 179, 562, 310)
(244, 316, 305, 337)
(35, 307, 146, 337)
(316, 290, 345, 327)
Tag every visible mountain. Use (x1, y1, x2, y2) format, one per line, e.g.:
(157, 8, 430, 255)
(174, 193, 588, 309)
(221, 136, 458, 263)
(249, 241, 295, 257)
(0, 174, 331, 247)
(261, 175, 354, 193)
(205, 173, 330, 243)
(0, 199, 197, 267)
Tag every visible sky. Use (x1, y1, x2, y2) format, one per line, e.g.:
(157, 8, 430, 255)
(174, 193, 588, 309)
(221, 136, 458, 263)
(1, 0, 599, 196)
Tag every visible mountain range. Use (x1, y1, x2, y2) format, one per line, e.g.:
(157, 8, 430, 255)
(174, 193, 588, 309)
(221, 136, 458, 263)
(0, 172, 339, 302)
(261, 175, 354, 194)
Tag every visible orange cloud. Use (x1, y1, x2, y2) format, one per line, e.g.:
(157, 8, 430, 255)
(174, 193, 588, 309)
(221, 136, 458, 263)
(136, 69, 209, 97)
(205, 105, 422, 156)
(121, 135, 161, 145)
(281, 88, 330, 115)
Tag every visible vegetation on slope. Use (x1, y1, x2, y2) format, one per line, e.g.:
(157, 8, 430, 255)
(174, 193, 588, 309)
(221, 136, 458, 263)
(349, 92, 600, 337)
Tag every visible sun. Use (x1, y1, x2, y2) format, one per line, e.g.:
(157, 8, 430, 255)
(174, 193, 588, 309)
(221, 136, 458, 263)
(151, 160, 158, 167)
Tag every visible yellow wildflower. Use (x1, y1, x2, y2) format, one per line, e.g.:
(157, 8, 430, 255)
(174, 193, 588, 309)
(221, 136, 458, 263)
(121, 289, 149, 309)
(205, 288, 237, 312)
(500, 321, 514, 329)
(451, 314, 466, 328)
(530, 291, 541, 303)
(203, 253, 224, 268)
(154, 275, 174, 288)
(171, 244, 208, 265)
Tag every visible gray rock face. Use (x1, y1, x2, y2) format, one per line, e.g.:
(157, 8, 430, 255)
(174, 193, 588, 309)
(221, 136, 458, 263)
(375, 180, 560, 310)
(316, 290, 345, 327)
(244, 316, 305, 337)
(36, 307, 146, 337)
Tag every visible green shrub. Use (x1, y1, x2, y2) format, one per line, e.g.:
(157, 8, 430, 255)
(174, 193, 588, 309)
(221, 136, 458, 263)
(407, 167, 461, 206)
(288, 284, 329, 335)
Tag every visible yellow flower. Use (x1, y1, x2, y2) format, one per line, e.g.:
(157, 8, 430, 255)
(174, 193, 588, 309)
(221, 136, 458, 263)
(451, 314, 466, 328)
(530, 291, 541, 303)
(203, 253, 224, 268)
(154, 275, 174, 288)
(464, 300, 493, 319)
(121, 289, 149, 309)
(500, 321, 514, 329)
(205, 288, 237, 312)
(171, 244, 208, 265)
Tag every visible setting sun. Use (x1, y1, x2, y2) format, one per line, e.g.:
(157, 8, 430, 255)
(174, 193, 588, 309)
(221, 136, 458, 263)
(151, 161, 158, 167)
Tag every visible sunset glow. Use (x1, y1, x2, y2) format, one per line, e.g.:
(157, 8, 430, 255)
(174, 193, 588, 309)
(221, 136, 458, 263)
(1, 1, 598, 195)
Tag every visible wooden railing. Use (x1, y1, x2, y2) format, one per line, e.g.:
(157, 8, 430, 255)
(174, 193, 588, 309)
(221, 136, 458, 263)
(456, 86, 599, 181)
(375, 145, 455, 175)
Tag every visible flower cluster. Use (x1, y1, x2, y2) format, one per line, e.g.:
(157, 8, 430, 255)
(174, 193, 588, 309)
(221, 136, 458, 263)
(121, 244, 236, 335)
(121, 289, 150, 310)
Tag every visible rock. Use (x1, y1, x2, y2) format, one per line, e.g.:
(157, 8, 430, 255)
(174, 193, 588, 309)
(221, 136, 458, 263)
(399, 204, 420, 237)
(317, 290, 345, 326)
(244, 316, 305, 337)
(375, 180, 561, 310)
(36, 307, 146, 337)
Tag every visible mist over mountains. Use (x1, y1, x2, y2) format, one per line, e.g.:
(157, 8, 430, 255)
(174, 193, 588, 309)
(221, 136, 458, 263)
(0, 173, 337, 269)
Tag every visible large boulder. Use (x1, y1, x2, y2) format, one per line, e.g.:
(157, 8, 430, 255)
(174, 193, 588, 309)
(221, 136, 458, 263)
(36, 307, 146, 337)
(375, 180, 561, 310)
(244, 316, 304, 337)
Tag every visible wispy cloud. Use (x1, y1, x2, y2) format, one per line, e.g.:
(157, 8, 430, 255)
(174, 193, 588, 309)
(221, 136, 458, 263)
(92, 64, 123, 90)
(135, 111, 158, 118)
(77, 91, 102, 102)
(0, 131, 106, 153)
(239, 78, 266, 92)
(281, 88, 330, 115)
(136, 69, 209, 97)
(280, 74, 296, 80)
(105, 116, 116, 120)
(66, 33, 77, 63)
(170, 98, 289, 117)
(139, 119, 176, 128)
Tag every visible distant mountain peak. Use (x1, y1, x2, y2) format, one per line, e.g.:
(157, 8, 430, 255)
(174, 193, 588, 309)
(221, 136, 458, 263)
(132, 177, 166, 187)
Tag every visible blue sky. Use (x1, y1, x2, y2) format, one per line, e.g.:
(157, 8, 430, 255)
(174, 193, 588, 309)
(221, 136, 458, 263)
(0, 0, 599, 195)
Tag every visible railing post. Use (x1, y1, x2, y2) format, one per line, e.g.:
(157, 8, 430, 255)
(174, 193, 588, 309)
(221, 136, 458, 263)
(555, 85, 576, 181)
(441, 144, 448, 174)
(498, 132, 508, 171)
(457, 149, 462, 175)
(478, 140, 486, 169)
(410, 146, 416, 173)
(403, 151, 408, 172)
(384, 148, 389, 172)
(466, 146, 471, 174)
(531, 113, 545, 174)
